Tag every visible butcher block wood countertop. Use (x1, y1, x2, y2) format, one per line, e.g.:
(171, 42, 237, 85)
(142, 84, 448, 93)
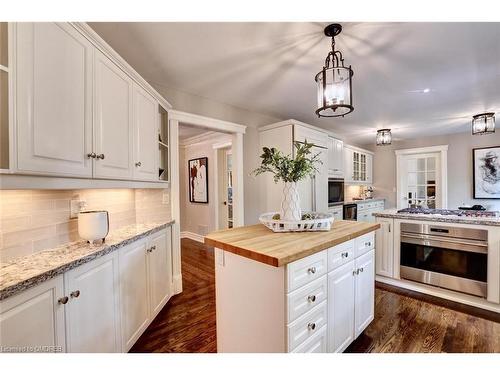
(204, 220, 380, 267)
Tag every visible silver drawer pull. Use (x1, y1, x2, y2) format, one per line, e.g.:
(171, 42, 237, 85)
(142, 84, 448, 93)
(307, 295, 316, 303)
(307, 267, 316, 274)
(307, 322, 316, 331)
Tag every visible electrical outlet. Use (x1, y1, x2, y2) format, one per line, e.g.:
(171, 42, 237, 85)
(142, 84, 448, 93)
(162, 192, 170, 204)
(70, 199, 86, 219)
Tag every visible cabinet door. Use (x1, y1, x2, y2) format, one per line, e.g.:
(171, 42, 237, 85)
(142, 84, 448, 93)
(327, 261, 355, 353)
(344, 147, 354, 183)
(0, 276, 66, 351)
(94, 50, 134, 180)
(119, 239, 150, 351)
(366, 154, 373, 184)
(148, 229, 172, 317)
(64, 252, 121, 353)
(375, 218, 394, 277)
(354, 250, 375, 337)
(133, 84, 159, 181)
(334, 139, 344, 177)
(16, 23, 93, 177)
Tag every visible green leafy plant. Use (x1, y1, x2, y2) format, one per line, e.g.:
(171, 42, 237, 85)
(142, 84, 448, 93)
(252, 141, 322, 183)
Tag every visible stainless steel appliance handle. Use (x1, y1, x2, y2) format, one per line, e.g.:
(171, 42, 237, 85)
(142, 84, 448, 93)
(401, 233, 488, 254)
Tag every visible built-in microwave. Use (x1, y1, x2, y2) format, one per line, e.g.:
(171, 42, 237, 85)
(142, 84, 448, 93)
(328, 178, 344, 207)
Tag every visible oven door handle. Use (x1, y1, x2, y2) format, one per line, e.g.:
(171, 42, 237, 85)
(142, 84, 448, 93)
(401, 233, 488, 254)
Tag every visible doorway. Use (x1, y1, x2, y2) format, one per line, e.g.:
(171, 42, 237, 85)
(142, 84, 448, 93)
(396, 145, 448, 210)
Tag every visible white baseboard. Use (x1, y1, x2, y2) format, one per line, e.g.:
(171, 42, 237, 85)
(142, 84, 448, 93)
(180, 231, 205, 243)
(376, 275, 500, 313)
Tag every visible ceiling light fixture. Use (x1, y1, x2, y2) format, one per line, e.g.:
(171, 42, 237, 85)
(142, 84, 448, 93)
(472, 112, 495, 135)
(315, 23, 354, 118)
(376, 129, 392, 146)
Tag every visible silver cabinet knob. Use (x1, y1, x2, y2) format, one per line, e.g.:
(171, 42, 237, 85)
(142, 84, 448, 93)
(307, 267, 316, 274)
(307, 323, 316, 331)
(70, 290, 80, 298)
(87, 152, 96, 159)
(58, 296, 69, 305)
(96, 154, 105, 159)
(307, 295, 316, 303)
(135, 161, 142, 167)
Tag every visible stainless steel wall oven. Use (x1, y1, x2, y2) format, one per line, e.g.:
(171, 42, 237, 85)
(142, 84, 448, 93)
(399, 223, 488, 298)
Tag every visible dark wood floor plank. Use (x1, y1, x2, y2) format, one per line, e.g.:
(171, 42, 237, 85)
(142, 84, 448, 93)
(131, 239, 500, 353)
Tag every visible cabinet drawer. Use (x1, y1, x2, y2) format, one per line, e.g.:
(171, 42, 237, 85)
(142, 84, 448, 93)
(328, 240, 355, 271)
(355, 232, 375, 258)
(287, 251, 327, 292)
(287, 301, 327, 351)
(287, 275, 327, 323)
(291, 325, 327, 353)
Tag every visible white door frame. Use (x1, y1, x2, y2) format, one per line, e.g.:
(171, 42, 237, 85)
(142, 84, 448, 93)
(395, 145, 448, 209)
(168, 110, 246, 293)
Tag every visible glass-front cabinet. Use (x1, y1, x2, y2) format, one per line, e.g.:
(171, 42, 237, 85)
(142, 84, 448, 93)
(0, 22, 9, 170)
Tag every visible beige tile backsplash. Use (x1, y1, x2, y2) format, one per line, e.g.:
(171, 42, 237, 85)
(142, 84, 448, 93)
(0, 188, 171, 262)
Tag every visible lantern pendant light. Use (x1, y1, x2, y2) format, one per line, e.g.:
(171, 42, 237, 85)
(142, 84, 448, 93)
(376, 129, 392, 146)
(315, 23, 354, 118)
(472, 112, 495, 135)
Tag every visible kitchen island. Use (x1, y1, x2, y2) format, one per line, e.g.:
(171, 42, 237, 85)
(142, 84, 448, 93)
(373, 209, 500, 314)
(204, 220, 380, 353)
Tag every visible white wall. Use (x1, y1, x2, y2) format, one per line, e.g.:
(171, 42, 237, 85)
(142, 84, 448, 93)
(152, 82, 282, 225)
(363, 131, 500, 211)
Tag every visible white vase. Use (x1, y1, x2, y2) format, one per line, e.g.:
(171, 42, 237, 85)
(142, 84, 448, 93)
(281, 182, 301, 221)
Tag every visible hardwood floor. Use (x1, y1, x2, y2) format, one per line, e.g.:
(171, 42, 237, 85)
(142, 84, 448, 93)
(130, 238, 216, 353)
(131, 238, 499, 353)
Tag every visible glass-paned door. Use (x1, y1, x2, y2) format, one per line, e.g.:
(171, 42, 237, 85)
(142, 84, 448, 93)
(225, 150, 233, 228)
(399, 153, 440, 209)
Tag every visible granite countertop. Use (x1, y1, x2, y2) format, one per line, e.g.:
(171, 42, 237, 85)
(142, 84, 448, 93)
(373, 209, 500, 227)
(204, 220, 380, 267)
(0, 221, 174, 301)
(343, 198, 386, 205)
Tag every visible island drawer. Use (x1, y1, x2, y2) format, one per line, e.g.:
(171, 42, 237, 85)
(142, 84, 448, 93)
(355, 232, 375, 258)
(287, 275, 327, 323)
(328, 239, 355, 271)
(286, 250, 327, 292)
(287, 301, 327, 351)
(291, 325, 327, 353)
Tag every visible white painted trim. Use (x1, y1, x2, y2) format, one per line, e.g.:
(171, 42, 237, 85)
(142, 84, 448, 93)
(169, 110, 247, 134)
(395, 145, 449, 155)
(180, 231, 205, 243)
(376, 276, 500, 314)
(0, 173, 170, 190)
(396, 145, 448, 209)
(71, 23, 172, 110)
(180, 131, 232, 148)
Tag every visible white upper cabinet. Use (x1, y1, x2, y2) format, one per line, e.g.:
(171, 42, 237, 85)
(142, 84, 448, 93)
(327, 137, 344, 178)
(15, 23, 93, 177)
(344, 145, 373, 184)
(133, 83, 159, 181)
(93, 50, 134, 180)
(64, 252, 122, 353)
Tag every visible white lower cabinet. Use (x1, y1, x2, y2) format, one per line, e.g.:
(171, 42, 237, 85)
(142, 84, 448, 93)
(64, 252, 121, 353)
(327, 261, 355, 353)
(0, 276, 66, 352)
(0, 227, 174, 353)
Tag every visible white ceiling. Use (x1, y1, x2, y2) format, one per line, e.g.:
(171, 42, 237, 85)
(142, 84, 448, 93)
(89, 22, 500, 144)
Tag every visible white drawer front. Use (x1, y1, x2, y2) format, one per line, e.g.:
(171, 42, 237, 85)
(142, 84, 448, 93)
(287, 301, 327, 351)
(328, 240, 355, 272)
(291, 325, 327, 353)
(355, 232, 375, 258)
(287, 250, 327, 292)
(287, 275, 327, 323)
